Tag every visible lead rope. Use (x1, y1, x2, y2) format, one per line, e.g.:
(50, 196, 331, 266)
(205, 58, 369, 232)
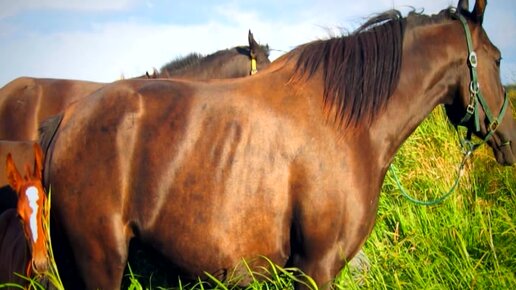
(389, 147, 472, 206)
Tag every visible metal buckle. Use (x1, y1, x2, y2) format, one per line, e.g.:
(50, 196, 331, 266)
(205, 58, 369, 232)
(469, 51, 478, 68)
(500, 140, 512, 147)
(469, 81, 480, 94)
(489, 120, 499, 132)
(466, 104, 475, 115)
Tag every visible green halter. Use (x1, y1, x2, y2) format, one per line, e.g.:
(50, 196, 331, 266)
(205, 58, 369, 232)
(455, 13, 509, 150)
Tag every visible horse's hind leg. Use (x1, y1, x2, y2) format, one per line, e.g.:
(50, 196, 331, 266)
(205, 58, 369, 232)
(69, 218, 131, 290)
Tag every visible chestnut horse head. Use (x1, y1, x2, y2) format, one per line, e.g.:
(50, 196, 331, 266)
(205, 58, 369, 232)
(6, 143, 49, 275)
(40, 0, 513, 289)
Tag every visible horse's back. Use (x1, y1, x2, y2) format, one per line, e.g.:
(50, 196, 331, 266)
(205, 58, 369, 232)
(0, 209, 29, 285)
(0, 77, 104, 140)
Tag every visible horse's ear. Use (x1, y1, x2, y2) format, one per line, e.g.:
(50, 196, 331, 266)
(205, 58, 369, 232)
(6, 153, 22, 192)
(248, 30, 258, 58)
(457, 0, 469, 14)
(472, 0, 486, 24)
(33, 143, 44, 180)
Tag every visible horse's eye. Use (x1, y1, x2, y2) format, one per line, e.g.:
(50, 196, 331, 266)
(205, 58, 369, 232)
(495, 57, 502, 67)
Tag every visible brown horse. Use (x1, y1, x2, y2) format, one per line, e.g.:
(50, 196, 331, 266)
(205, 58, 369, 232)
(151, 30, 270, 79)
(0, 143, 49, 287)
(0, 30, 270, 141)
(40, 1, 515, 289)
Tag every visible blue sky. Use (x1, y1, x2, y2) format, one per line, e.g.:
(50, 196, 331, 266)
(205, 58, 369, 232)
(0, 0, 515, 86)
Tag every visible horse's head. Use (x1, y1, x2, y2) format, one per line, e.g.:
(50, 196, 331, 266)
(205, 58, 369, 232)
(6, 143, 49, 274)
(145, 67, 160, 79)
(445, 0, 515, 165)
(248, 30, 271, 74)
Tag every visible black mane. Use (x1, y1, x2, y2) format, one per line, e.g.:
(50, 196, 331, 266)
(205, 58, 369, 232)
(291, 10, 406, 128)
(160, 45, 270, 76)
(159, 53, 204, 75)
(290, 8, 458, 129)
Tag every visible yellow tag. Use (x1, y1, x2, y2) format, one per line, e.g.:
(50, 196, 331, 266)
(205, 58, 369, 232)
(250, 58, 258, 75)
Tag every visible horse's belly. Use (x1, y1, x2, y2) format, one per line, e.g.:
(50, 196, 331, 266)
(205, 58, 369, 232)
(146, 197, 292, 277)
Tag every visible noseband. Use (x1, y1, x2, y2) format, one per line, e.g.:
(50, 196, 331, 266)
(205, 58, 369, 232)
(454, 12, 509, 151)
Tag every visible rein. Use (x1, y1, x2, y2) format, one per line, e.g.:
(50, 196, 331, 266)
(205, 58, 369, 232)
(390, 149, 472, 206)
(391, 11, 509, 206)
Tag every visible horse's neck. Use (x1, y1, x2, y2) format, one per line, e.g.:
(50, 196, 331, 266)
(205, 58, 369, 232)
(370, 21, 463, 170)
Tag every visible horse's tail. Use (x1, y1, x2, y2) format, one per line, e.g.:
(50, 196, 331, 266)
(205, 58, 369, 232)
(38, 113, 63, 187)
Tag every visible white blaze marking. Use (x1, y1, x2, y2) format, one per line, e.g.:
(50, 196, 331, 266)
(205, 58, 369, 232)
(25, 186, 40, 243)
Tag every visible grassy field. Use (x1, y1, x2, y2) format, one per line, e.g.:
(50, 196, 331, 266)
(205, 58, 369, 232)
(335, 90, 516, 289)
(122, 89, 515, 289)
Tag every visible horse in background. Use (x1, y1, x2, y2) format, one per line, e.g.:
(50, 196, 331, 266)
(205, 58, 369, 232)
(0, 30, 271, 141)
(155, 30, 269, 79)
(0, 143, 49, 287)
(38, 0, 514, 289)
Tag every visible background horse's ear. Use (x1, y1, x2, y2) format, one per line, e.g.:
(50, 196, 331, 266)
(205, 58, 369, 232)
(33, 143, 44, 180)
(472, 0, 486, 24)
(248, 29, 258, 58)
(6, 153, 22, 193)
(457, 0, 469, 14)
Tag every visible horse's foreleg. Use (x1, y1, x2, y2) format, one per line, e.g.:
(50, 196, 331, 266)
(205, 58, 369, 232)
(70, 221, 130, 290)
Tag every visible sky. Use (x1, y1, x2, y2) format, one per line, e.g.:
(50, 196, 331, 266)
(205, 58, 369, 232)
(0, 0, 515, 87)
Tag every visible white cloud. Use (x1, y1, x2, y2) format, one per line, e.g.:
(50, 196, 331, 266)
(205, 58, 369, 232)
(0, 20, 283, 83)
(0, 0, 136, 19)
(0, 0, 514, 86)
(0, 5, 333, 85)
